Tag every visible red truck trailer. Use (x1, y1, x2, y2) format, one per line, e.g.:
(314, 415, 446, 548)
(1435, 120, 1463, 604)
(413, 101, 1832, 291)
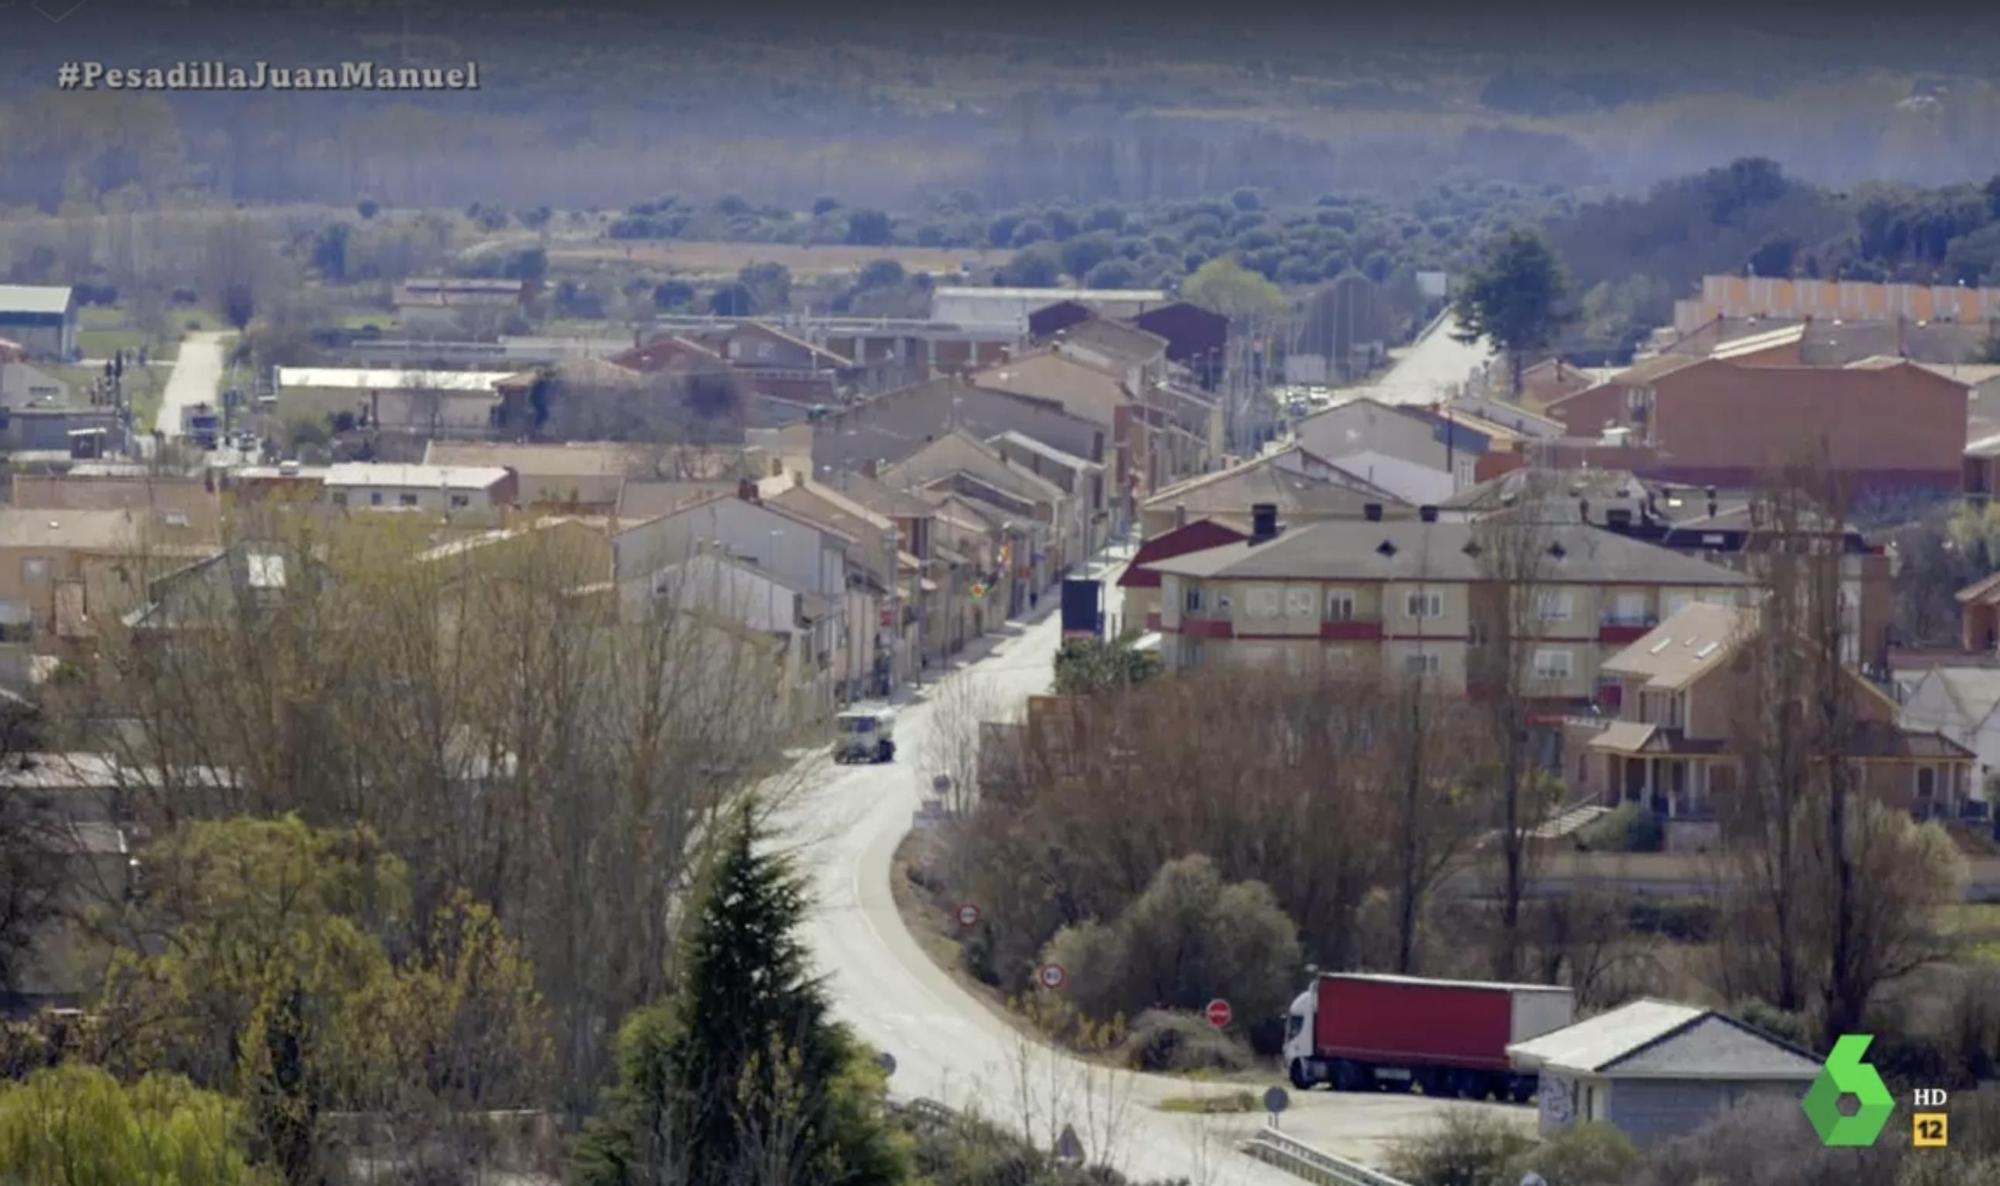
(1283, 972, 1574, 1102)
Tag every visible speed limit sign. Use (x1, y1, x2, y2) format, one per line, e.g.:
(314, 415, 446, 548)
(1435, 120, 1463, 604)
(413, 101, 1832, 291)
(1036, 962, 1068, 990)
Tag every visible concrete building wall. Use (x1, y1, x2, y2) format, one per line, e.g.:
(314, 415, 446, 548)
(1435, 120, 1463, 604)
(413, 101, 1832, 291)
(1295, 401, 1444, 472)
(616, 496, 846, 599)
(0, 313, 77, 361)
(1604, 1078, 1804, 1146)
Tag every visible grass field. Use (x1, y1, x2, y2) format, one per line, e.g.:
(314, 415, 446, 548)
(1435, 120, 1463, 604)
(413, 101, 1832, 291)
(547, 240, 1013, 278)
(74, 304, 200, 362)
(1941, 902, 2000, 962)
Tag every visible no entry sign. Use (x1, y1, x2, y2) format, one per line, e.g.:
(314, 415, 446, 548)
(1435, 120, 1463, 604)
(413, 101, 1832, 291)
(955, 903, 981, 928)
(1204, 998, 1233, 1029)
(1037, 962, 1068, 990)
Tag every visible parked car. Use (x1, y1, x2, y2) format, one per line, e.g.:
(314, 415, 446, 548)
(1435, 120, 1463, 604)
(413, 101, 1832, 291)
(832, 710, 895, 764)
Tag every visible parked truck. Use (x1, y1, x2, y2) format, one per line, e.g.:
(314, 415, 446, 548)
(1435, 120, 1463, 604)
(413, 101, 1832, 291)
(1283, 972, 1574, 1102)
(182, 402, 220, 450)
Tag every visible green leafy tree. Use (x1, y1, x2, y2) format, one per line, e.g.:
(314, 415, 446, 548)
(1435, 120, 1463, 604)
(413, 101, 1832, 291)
(738, 261, 793, 313)
(572, 806, 904, 1186)
(1053, 633, 1162, 695)
(710, 283, 754, 317)
(0, 1064, 277, 1186)
(1041, 854, 1299, 1033)
(1452, 227, 1575, 395)
(91, 817, 547, 1185)
(996, 244, 1061, 288)
(845, 209, 894, 247)
(1181, 256, 1287, 322)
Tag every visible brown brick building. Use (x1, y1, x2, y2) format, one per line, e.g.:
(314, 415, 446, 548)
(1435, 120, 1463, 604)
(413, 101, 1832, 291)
(1542, 358, 1967, 498)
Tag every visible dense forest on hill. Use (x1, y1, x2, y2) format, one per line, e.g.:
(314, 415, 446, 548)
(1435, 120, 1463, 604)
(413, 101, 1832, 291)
(6, 2, 2000, 211)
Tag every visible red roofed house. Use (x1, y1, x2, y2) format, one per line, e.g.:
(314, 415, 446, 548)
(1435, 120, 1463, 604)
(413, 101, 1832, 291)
(1119, 515, 1249, 632)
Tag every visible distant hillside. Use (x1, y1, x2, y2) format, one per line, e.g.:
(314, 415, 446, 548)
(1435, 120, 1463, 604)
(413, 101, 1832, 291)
(2, 2, 2000, 210)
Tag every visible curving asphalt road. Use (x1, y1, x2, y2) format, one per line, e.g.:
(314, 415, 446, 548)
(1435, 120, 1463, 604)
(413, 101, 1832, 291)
(780, 553, 1530, 1182)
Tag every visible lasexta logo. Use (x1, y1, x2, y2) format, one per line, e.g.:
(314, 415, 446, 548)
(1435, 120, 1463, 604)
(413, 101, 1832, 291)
(1801, 1034, 1894, 1147)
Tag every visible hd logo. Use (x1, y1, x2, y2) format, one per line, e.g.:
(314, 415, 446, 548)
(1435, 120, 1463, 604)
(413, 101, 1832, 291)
(1802, 1034, 1895, 1147)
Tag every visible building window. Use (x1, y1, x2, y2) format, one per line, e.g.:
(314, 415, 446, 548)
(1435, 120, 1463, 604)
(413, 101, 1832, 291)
(450, 494, 470, 509)
(399, 493, 419, 507)
(1325, 588, 1356, 622)
(1917, 766, 1936, 800)
(1247, 584, 1281, 620)
(20, 557, 49, 583)
(370, 492, 384, 506)
(1403, 651, 1439, 676)
(1532, 648, 1574, 682)
(1184, 586, 1204, 614)
(331, 491, 348, 507)
(1405, 590, 1443, 619)
(1535, 590, 1574, 622)
(163, 511, 191, 528)
(1285, 586, 1317, 619)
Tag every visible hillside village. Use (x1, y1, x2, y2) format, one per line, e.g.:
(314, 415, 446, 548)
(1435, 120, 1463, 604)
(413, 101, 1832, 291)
(5, 138, 2000, 1186)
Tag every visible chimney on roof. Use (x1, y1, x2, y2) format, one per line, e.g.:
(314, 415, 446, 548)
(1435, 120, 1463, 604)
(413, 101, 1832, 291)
(1251, 502, 1279, 542)
(1364, 502, 1383, 522)
(770, 457, 783, 478)
(1419, 505, 1438, 523)
(1175, 502, 1188, 529)
(791, 469, 805, 489)
(737, 478, 759, 504)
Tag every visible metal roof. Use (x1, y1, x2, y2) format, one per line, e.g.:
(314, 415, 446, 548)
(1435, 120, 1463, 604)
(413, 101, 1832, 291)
(0, 285, 74, 315)
(1325, 971, 1573, 994)
(276, 367, 514, 392)
(934, 287, 1166, 302)
(324, 463, 511, 489)
(1509, 999, 1821, 1081)
(1509, 1000, 1704, 1072)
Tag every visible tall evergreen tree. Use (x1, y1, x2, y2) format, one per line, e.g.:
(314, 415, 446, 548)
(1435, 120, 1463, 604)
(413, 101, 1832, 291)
(573, 804, 903, 1186)
(1452, 226, 1575, 396)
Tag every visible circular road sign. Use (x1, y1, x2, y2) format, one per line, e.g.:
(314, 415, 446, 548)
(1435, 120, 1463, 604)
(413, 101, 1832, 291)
(1037, 962, 1068, 990)
(1204, 998, 1233, 1029)
(970, 582, 987, 601)
(1263, 1086, 1291, 1114)
(956, 903, 982, 929)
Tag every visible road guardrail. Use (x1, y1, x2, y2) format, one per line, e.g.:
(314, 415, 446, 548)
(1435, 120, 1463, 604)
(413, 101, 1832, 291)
(1239, 1118, 1413, 1186)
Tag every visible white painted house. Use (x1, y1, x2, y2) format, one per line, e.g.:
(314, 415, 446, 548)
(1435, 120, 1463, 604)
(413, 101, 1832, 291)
(1509, 999, 1821, 1148)
(1900, 666, 2000, 815)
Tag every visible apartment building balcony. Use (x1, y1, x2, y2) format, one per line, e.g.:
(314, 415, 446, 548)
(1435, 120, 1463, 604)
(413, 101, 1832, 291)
(1178, 615, 1234, 639)
(1597, 611, 1659, 645)
(1319, 619, 1385, 641)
